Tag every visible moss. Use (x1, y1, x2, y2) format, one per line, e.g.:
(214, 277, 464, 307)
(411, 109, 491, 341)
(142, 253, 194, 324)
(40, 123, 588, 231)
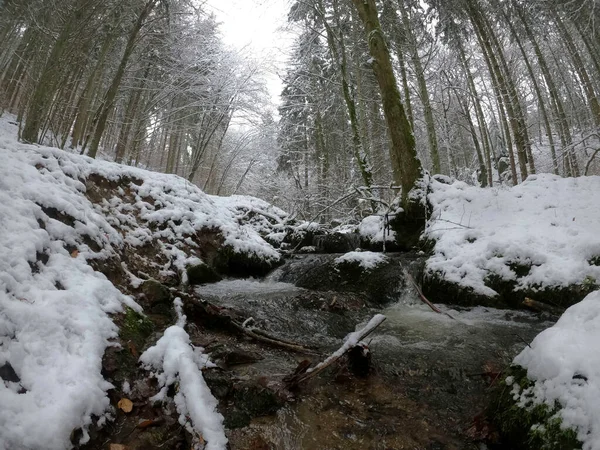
(490, 366, 581, 449)
(120, 307, 154, 348)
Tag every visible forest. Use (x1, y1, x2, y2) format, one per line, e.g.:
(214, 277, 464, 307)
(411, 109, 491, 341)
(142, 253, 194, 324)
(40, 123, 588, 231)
(1, 0, 600, 449)
(1, 0, 599, 219)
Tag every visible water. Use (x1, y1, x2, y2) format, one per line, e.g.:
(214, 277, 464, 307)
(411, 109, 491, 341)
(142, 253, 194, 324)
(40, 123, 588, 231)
(197, 256, 554, 449)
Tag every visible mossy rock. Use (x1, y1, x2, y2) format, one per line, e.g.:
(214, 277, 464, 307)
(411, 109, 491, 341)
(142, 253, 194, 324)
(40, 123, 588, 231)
(490, 366, 581, 449)
(140, 280, 171, 305)
(215, 246, 283, 278)
(186, 263, 222, 285)
(120, 307, 154, 348)
(313, 232, 361, 253)
(140, 279, 174, 316)
(103, 308, 154, 382)
(423, 269, 598, 309)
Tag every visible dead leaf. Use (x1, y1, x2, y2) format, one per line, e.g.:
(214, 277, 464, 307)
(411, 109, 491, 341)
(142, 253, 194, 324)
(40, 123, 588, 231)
(109, 444, 128, 450)
(70, 249, 79, 258)
(136, 418, 164, 429)
(117, 398, 133, 413)
(127, 341, 138, 358)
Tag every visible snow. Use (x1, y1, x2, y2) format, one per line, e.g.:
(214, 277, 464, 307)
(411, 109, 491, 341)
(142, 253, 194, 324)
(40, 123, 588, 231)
(426, 174, 600, 296)
(512, 290, 600, 449)
(0, 123, 141, 450)
(0, 115, 279, 449)
(334, 251, 387, 270)
(358, 215, 396, 244)
(139, 298, 227, 450)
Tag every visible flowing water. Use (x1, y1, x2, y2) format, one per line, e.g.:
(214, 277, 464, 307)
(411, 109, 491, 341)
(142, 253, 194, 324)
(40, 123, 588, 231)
(196, 254, 553, 449)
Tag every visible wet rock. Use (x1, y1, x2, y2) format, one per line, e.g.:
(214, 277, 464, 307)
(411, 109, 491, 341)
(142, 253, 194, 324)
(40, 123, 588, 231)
(0, 362, 20, 383)
(139, 280, 172, 316)
(210, 346, 264, 368)
(278, 253, 425, 305)
(186, 263, 222, 285)
(225, 382, 285, 429)
(215, 246, 283, 278)
(423, 269, 598, 309)
(313, 232, 361, 253)
(140, 280, 171, 306)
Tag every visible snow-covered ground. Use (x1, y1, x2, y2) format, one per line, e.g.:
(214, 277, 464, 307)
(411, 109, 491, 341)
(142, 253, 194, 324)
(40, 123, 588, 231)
(0, 115, 282, 449)
(511, 290, 600, 449)
(426, 174, 600, 296)
(425, 173, 600, 448)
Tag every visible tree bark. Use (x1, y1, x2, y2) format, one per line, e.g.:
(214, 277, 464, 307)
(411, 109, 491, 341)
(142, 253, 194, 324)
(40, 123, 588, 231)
(351, 0, 423, 210)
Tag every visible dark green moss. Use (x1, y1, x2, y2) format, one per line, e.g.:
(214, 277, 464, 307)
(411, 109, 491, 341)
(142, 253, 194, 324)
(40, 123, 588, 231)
(490, 366, 581, 450)
(120, 307, 154, 348)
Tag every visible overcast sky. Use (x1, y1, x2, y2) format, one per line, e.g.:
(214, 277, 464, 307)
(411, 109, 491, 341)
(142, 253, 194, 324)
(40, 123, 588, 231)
(204, 0, 294, 104)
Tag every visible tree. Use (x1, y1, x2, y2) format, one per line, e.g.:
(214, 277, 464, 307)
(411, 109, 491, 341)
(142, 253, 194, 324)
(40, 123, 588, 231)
(351, 0, 424, 210)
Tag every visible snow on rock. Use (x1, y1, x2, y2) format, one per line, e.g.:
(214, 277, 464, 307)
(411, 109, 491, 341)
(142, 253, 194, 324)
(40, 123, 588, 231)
(359, 215, 396, 244)
(425, 174, 600, 297)
(0, 115, 280, 449)
(512, 290, 600, 449)
(139, 299, 227, 450)
(334, 251, 387, 270)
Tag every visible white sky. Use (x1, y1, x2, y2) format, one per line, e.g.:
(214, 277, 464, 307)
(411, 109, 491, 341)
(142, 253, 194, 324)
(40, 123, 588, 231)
(204, 0, 294, 105)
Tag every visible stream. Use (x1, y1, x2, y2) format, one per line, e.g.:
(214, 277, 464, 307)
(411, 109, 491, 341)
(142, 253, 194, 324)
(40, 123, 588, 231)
(195, 254, 554, 450)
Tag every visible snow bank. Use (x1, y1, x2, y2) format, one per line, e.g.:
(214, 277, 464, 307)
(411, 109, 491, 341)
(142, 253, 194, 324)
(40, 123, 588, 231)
(139, 299, 227, 450)
(0, 115, 280, 448)
(335, 251, 387, 270)
(511, 290, 600, 449)
(0, 123, 138, 449)
(426, 174, 600, 296)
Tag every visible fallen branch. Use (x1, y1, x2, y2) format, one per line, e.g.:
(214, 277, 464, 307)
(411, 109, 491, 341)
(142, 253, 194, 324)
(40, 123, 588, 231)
(287, 314, 386, 386)
(401, 268, 442, 314)
(522, 297, 565, 316)
(230, 320, 319, 354)
(585, 148, 600, 175)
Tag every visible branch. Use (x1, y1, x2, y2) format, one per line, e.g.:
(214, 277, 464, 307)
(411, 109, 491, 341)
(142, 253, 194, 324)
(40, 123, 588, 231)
(287, 314, 386, 386)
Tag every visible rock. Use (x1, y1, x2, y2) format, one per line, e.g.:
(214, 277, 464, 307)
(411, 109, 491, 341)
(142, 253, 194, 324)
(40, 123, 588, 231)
(313, 232, 361, 253)
(491, 366, 580, 450)
(423, 269, 598, 309)
(278, 253, 426, 305)
(140, 280, 171, 307)
(215, 246, 283, 278)
(210, 346, 264, 368)
(0, 362, 19, 383)
(225, 382, 285, 429)
(186, 263, 222, 285)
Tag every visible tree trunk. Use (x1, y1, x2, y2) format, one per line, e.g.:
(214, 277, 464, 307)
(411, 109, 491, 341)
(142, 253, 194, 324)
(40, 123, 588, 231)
(399, 1, 441, 174)
(88, 0, 157, 158)
(351, 0, 423, 209)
